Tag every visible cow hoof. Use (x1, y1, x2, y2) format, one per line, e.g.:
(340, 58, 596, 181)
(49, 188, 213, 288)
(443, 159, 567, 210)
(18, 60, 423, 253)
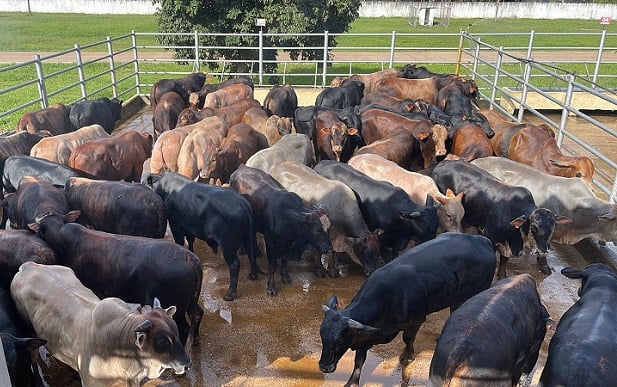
(327, 268, 340, 278)
(267, 288, 278, 297)
(223, 293, 236, 301)
(540, 265, 552, 275)
(282, 275, 292, 284)
(247, 273, 258, 280)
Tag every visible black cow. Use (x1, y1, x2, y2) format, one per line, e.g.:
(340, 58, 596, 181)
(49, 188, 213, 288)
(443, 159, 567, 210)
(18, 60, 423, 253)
(2, 155, 79, 195)
(315, 80, 365, 109)
(0, 288, 47, 387)
(430, 273, 552, 386)
(400, 64, 449, 79)
(263, 84, 298, 118)
(69, 97, 122, 133)
(64, 177, 167, 238)
(431, 160, 570, 279)
(539, 264, 617, 386)
(5, 176, 79, 231)
(27, 219, 203, 347)
(150, 72, 206, 110)
(1, 155, 79, 228)
(319, 232, 497, 387)
(148, 171, 260, 301)
(229, 165, 333, 296)
(314, 160, 439, 258)
(0, 229, 57, 290)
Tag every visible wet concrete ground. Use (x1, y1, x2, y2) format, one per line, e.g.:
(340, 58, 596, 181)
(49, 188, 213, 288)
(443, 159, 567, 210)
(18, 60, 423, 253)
(32, 96, 616, 386)
(34, 231, 594, 387)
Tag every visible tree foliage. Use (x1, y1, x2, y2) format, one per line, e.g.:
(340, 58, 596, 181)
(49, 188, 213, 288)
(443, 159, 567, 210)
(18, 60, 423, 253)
(153, 0, 362, 73)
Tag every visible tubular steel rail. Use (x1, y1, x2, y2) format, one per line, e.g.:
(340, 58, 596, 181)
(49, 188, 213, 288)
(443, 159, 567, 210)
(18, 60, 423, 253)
(0, 30, 615, 200)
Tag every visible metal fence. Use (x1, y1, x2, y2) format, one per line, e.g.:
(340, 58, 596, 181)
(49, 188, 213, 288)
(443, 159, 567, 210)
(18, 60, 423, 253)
(0, 29, 615, 200)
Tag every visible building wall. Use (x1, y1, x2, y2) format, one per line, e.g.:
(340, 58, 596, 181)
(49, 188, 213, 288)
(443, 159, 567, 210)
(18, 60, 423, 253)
(1, 1, 616, 20)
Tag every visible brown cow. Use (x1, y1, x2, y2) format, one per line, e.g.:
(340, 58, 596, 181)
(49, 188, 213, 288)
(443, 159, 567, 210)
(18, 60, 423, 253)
(314, 109, 358, 162)
(360, 90, 416, 113)
(16, 103, 74, 135)
(29, 124, 110, 165)
(477, 109, 527, 157)
(374, 77, 442, 104)
(68, 130, 153, 182)
(242, 107, 292, 146)
(352, 126, 417, 170)
(198, 122, 268, 184)
(203, 84, 254, 109)
(342, 68, 402, 96)
(508, 124, 595, 183)
(449, 123, 494, 162)
(177, 98, 262, 127)
(176, 116, 229, 180)
(189, 76, 255, 108)
(152, 91, 187, 140)
(149, 124, 196, 175)
(348, 153, 465, 233)
(360, 108, 443, 169)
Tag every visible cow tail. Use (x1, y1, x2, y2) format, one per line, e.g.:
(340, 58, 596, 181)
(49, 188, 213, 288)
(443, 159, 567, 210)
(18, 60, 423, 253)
(245, 200, 260, 276)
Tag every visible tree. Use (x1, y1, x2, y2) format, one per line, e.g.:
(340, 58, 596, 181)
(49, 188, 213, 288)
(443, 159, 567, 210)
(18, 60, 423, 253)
(153, 0, 362, 75)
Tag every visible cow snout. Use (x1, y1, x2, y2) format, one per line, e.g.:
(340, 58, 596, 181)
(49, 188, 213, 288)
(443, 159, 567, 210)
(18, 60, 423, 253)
(172, 359, 191, 375)
(319, 362, 336, 373)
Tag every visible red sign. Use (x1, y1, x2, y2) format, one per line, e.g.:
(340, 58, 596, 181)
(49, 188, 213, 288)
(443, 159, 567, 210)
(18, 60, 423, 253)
(600, 16, 611, 25)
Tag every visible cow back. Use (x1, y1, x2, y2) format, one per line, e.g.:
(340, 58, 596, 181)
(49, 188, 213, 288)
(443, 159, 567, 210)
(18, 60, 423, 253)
(30, 124, 110, 165)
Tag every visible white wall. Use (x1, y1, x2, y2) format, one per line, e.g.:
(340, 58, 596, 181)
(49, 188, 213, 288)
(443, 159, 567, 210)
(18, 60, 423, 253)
(1, 1, 615, 20)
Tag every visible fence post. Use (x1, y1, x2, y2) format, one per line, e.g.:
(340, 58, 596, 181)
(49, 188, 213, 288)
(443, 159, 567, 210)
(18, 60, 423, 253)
(455, 30, 465, 76)
(131, 30, 141, 96)
(34, 54, 49, 109)
(471, 37, 481, 81)
(556, 74, 575, 148)
(322, 31, 329, 87)
(592, 28, 606, 87)
(389, 31, 396, 68)
(517, 30, 535, 123)
(490, 47, 503, 107)
(106, 36, 118, 98)
(74, 44, 87, 100)
(194, 30, 200, 73)
(258, 29, 264, 86)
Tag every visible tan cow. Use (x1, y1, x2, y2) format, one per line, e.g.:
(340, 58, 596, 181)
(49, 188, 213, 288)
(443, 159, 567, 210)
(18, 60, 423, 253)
(16, 103, 74, 135)
(29, 124, 110, 165)
(203, 83, 254, 109)
(348, 153, 465, 233)
(11, 262, 190, 387)
(176, 116, 229, 180)
(242, 107, 292, 146)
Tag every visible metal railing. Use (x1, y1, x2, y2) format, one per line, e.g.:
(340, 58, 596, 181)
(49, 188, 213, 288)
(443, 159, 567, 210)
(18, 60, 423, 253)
(0, 29, 615, 200)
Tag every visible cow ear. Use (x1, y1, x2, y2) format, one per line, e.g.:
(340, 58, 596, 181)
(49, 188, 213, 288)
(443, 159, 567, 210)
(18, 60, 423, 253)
(416, 131, 430, 141)
(64, 210, 81, 224)
(510, 215, 527, 228)
(27, 223, 41, 234)
(598, 212, 616, 221)
(549, 159, 573, 168)
(445, 188, 455, 197)
(135, 332, 147, 351)
(165, 306, 177, 318)
(554, 215, 573, 224)
(14, 337, 47, 352)
(326, 295, 339, 310)
(561, 267, 583, 279)
(347, 319, 379, 334)
(347, 128, 358, 136)
(425, 195, 435, 207)
(319, 127, 331, 135)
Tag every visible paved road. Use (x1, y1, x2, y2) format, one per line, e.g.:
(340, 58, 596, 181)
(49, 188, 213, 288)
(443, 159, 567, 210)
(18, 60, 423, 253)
(2, 49, 615, 64)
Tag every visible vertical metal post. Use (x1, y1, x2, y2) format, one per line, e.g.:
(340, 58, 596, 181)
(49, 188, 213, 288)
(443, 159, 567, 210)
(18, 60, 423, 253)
(258, 29, 264, 86)
(490, 47, 503, 107)
(322, 31, 329, 87)
(34, 54, 49, 108)
(517, 30, 535, 123)
(471, 36, 481, 80)
(592, 28, 606, 87)
(455, 30, 465, 76)
(389, 31, 396, 68)
(557, 74, 575, 148)
(194, 30, 200, 73)
(74, 44, 87, 100)
(106, 36, 118, 98)
(610, 172, 617, 204)
(131, 30, 141, 96)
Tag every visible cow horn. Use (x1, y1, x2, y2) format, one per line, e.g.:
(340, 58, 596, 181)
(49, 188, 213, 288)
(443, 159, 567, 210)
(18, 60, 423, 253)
(135, 319, 152, 333)
(347, 318, 365, 330)
(153, 297, 162, 309)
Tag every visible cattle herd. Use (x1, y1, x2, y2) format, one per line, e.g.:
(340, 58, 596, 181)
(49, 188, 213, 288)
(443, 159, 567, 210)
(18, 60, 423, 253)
(0, 63, 615, 386)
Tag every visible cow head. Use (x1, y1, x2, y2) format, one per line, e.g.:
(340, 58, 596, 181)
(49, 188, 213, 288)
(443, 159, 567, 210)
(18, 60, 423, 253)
(291, 205, 332, 255)
(319, 295, 379, 374)
(561, 263, 617, 297)
(430, 124, 448, 157)
(1, 333, 46, 387)
(548, 156, 595, 185)
(399, 195, 440, 244)
(134, 297, 191, 377)
(434, 189, 465, 233)
(343, 230, 382, 276)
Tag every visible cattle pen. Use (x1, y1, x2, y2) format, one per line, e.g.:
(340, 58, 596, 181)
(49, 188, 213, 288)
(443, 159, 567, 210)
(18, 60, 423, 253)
(1, 29, 617, 386)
